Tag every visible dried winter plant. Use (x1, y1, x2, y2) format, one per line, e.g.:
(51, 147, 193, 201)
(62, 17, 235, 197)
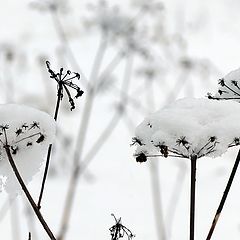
(206, 68, 240, 239)
(37, 61, 83, 209)
(109, 214, 135, 240)
(132, 98, 240, 240)
(0, 104, 56, 240)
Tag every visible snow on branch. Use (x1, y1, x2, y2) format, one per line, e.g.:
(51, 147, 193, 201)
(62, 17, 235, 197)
(0, 104, 56, 195)
(207, 68, 240, 101)
(132, 98, 240, 162)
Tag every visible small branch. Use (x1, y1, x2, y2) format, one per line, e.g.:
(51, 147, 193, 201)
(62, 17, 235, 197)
(190, 155, 197, 240)
(4, 145, 56, 240)
(206, 149, 240, 240)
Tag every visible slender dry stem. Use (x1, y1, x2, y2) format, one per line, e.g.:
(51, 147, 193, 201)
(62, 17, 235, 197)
(206, 149, 240, 240)
(190, 155, 197, 240)
(37, 83, 63, 209)
(4, 145, 57, 240)
(57, 35, 108, 240)
(149, 160, 167, 240)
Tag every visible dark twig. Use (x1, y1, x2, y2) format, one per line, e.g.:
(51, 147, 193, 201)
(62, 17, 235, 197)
(37, 61, 83, 209)
(190, 155, 197, 240)
(4, 145, 56, 240)
(37, 83, 62, 209)
(206, 149, 240, 240)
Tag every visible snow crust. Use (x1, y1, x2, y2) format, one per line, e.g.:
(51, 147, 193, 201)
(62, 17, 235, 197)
(0, 104, 56, 195)
(134, 98, 240, 160)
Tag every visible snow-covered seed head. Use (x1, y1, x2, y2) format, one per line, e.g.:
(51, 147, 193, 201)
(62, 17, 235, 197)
(0, 104, 56, 195)
(208, 68, 240, 101)
(133, 98, 240, 162)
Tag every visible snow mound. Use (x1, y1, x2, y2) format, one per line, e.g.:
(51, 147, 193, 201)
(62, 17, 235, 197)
(208, 68, 240, 101)
(133, 98, 240, 162)
(0, 104, 56, 195)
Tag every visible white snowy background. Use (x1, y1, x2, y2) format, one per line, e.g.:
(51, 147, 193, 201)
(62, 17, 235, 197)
(1, 0, 240, 240)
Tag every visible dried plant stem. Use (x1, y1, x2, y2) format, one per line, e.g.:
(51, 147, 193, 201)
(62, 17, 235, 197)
(190, 155, 197, 240)
(149, 161, 166, 240)
(58, 54, 133, 240)
(10, 196, 21, 240)
(37, 83, 63, 209)
(166, 162, 187, 238)
(24, 198, 39, 240)
(4, 145, 56, 240)
(50, 10, 88, 86)
(58, 36, 108, 240)
(206, 149, 240, 240)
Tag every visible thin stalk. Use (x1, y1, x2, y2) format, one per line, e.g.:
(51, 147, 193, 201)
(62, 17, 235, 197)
(166, 162, 187, 238)
(57, 35, 108, 240)
(58, 54, 133, 240)
(206, 149, 240, 240)
(37, 83, 63, 209)
(10, 197, 21, 240)
(190, 155, 197, 240)
(25, 200, 39, 240)
(149, 160, 166, 240)
(50, 9, 88, 87)
(4, 145, 56, 240)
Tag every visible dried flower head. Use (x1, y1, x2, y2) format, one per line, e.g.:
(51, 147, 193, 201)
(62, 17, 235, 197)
(133, 98, 240, 162)
(0, 104, 56, 195)
(46, 61, 84, 111)
(109, 214, 135, 240)
(207, 68, 240, 101)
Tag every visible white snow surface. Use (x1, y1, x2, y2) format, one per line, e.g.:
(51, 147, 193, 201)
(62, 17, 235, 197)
(134, 98, 240, 159)
(214, 67, 240, 101)
(0, 104, 56, 195)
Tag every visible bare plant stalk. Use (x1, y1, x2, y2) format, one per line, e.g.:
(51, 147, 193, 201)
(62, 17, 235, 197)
(149, 160, 166, 240)
(57, 35, 108, 240)
(4, 145, 57, 240)
(37, 83, 63, 209)
(58, 54, 133, 240)
(10, 196, 21, 240)
(166, 162, 187, 238)
(50, 9, 88, 86)
(190, 155, 197, 240)
(206, 149, 240, 240)
(24, 200, 39, 240)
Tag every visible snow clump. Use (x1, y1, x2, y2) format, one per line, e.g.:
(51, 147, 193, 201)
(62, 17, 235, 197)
(208, 67, 240, 101)
(0, 104, 56, 195)
(133, 98, 240, 162)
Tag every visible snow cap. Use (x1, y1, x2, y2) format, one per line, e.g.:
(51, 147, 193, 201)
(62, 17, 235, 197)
(133, 98, 240, 162)
(0, 104, 56, 195)
(208, 67, 240, 101)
